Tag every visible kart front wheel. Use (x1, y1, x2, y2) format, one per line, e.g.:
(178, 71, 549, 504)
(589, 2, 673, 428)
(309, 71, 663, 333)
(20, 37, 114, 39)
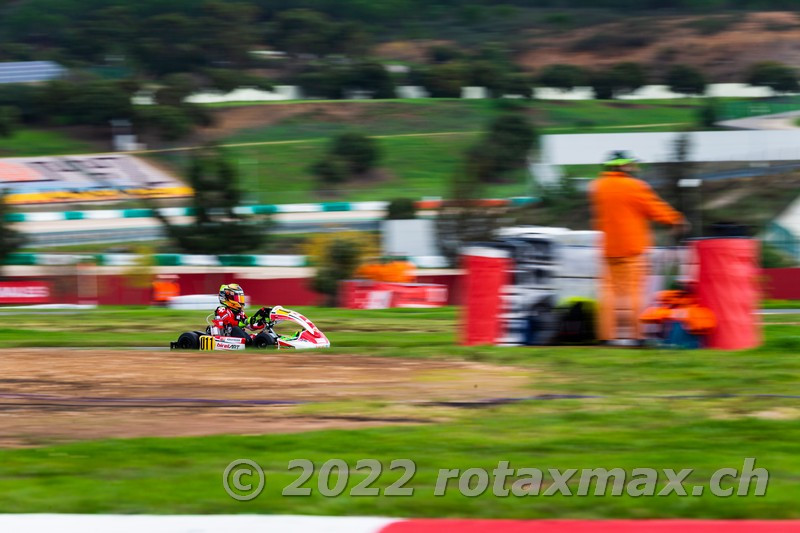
(253, 332, 277, 349)
(176, 331, 201, 350)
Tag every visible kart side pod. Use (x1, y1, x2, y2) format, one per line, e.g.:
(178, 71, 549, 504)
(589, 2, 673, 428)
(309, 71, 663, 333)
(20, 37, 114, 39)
(200, 335, 246, 351)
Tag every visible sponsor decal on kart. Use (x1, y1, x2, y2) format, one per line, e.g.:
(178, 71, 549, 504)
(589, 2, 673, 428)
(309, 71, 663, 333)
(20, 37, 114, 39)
(214, 336, 246, 351)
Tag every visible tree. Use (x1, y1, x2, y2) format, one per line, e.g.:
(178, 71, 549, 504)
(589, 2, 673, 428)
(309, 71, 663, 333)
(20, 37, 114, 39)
(136, 105, 193, 141)
(268, 9, 333, 57)
(467, 114, 537, 183)
(486, 114, 537, 174)
(502, 73, 534, 98)
(345, 62, 395, 99)
(156, 144, 270, 254)
(296, 64, 348, 99)
(590, 63, 647, 99)
(428, 45, 463, 64)
(0, 192, 24, 270)
(133, 13, 206, 75)
(588, 70, 616, 100)
(312, 132, 381, 184)
(198, 1, 260, 68)
(537, 64, 587, 91)
(435, 162, 505, 266)
(665, 64, 707, 96)
(746, 61, 799, 94)
(329, 21, 371, 57)
(697, 99, 718, 128)
(466, 59, 510, 98)
(415, 63, 466, 98)
(311, 236, 364, 306)
(155, 73, 200, 106)
(386, 198, 417, 220)
(0, 106, 19, 138)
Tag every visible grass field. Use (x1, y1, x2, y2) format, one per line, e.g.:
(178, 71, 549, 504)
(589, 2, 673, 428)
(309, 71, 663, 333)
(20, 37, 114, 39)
(0, 306, 798, 517)
(0, 128, 96, 157)
(0, 98, 715, 203)
(147, 98, 707, 204)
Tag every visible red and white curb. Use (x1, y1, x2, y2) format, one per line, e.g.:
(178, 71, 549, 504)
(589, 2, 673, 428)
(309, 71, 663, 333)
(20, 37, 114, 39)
(2, 516, 800, 533)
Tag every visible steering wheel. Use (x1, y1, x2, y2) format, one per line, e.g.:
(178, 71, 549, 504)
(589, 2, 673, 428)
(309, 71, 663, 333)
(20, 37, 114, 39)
(249, 306, 273, 328)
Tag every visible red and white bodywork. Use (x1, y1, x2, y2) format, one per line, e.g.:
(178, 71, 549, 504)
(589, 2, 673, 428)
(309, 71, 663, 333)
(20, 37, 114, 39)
(269, 306, 331, 349)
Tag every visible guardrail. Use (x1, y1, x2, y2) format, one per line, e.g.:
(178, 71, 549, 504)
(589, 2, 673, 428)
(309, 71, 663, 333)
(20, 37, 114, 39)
(3, 253, 450, 269)
(5, 197, 536, 223)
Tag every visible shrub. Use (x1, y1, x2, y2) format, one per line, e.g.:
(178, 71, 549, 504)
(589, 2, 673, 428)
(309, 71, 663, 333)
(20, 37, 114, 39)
(697, 99, 718, 128)
(332, 132, 380, 174)
(746, 61, 799, 94)
(0, 192, 24, 270)
(312, 132, 381, 185)
(537, 64, 587, 91)
(386, 198, 417, 220)
(428, 45, 463, 64)
(760, 242, 796, 268)
(0, 106, 19, 138)
(306, 232, 378, 306)
(415, 63, 465, 98)
(665, 64, 707, 96)
(312, 157, 350, 185)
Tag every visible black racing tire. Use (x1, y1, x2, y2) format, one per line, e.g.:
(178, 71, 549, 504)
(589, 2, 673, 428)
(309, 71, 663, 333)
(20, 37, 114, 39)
(176, 331, 201, 350)
(253, 331, 277, 349)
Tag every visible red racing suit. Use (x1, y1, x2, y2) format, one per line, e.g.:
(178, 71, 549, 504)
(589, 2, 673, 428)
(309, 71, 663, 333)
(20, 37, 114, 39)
(212, 305, 248, 332)
(211, 305, 265, 335)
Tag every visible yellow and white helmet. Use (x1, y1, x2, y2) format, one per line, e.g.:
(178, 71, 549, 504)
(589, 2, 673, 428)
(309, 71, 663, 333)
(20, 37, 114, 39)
(219, 283, 245, 311)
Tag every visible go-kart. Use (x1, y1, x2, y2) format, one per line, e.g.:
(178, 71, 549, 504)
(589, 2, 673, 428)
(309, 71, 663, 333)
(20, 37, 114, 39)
(170, 305, 330, 351)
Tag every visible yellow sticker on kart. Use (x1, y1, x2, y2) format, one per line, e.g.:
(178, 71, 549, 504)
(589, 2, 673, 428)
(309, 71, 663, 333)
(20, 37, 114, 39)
(199, 335, 246, 351)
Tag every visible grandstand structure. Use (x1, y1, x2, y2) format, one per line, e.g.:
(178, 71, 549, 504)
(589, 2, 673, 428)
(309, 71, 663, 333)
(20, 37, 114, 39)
(0, 60, 66, 84)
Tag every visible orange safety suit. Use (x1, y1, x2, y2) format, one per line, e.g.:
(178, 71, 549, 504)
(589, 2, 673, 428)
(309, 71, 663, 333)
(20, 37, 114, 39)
(590, 170, 684, 340)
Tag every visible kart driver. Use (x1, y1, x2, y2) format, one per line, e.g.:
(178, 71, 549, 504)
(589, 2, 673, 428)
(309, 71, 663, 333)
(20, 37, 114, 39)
(211, 283, 267, 344)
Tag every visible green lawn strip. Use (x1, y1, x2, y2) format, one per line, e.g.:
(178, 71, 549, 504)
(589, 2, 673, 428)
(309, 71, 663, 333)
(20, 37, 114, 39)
(763, 300, 800, 310)
(0, 128, 96, 157)
(0, 400, 797, 517)
(761, 314, 800, 323)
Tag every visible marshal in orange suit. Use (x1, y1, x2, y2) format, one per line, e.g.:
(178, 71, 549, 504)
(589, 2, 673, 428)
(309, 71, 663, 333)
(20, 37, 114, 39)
(590, 151, 686, 345)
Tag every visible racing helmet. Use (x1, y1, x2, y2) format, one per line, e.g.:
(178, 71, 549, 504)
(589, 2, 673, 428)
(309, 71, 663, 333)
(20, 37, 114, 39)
(219, 283, 246, 311)
(604, 150, 638, 169)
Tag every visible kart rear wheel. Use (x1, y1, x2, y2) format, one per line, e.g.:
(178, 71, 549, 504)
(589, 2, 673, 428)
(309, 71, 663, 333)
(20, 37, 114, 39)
(176, 331, 201, 350)
(253, 332, 277, 349)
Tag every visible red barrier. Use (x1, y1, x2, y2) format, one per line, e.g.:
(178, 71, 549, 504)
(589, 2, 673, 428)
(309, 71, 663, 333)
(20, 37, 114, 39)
(460, 248, 511, 345)
(693, 239, 761, 350)
(94, 273, 322, 307)
(761, 268, 800, 300)
(382, 520, 800, 533)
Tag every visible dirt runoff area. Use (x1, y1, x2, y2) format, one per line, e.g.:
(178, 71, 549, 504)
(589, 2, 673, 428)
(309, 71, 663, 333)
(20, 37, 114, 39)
(0, 349, 530, 447)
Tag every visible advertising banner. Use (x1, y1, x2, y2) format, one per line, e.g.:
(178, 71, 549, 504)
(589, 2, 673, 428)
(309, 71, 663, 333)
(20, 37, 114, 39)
(0, 281, 53, 304)
(0, 155, 192, 204)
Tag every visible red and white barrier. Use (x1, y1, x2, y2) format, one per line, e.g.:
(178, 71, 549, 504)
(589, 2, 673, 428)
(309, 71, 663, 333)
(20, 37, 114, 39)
(341, 281, 448, 309)
(0, 281, 52, 304)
